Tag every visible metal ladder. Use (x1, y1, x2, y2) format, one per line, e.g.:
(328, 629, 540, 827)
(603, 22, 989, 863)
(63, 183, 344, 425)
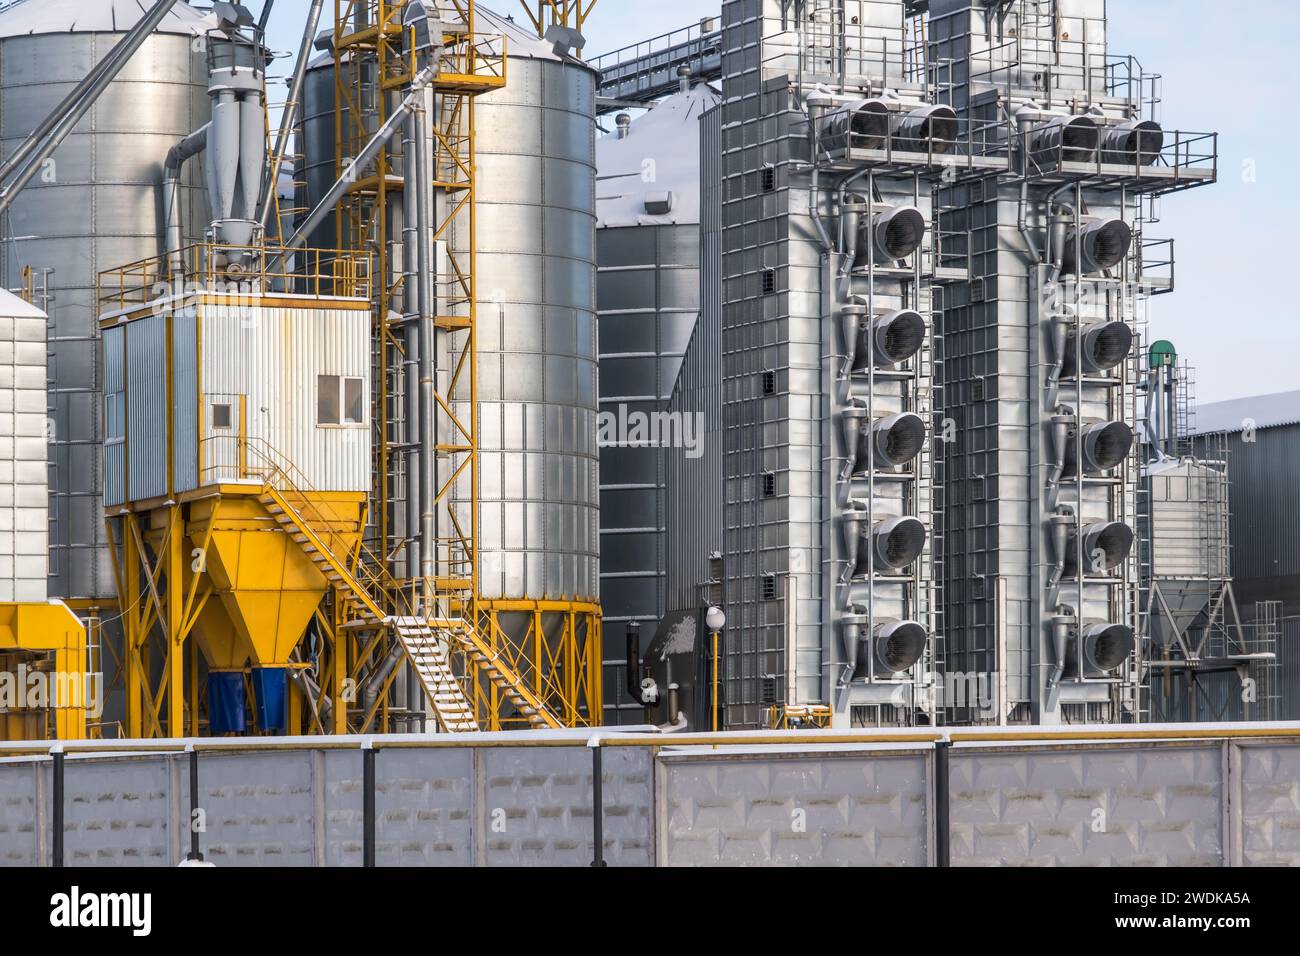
(258, 486, 563, 731)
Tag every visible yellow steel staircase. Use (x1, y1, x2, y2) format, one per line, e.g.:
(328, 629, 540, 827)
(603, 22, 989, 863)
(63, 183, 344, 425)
(257, 485, 563, 731)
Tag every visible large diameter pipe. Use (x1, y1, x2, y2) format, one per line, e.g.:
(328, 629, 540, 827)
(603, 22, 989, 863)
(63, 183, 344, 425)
(0, 0, 183, 217)
(279, 66, 437, 257)
(413, 82, 437, 592)
(162, 124, 212, 287)
(257, 0, 327, 229)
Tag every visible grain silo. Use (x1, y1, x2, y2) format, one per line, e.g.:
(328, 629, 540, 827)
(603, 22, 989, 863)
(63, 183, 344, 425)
(460, 8, 602, 700)
(297, 3, 603, 724)
(0, 0, 213, 603)
(595, 78, 720, 723)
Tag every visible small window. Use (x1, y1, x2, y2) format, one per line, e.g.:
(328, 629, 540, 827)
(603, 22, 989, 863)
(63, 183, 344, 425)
(762, 574, 778, 601)
(761, 370, 776, 395)
(760, 165, 776, 192)
(318, 375, 364, 426)
(317, 375, 340, 425)
(762, 472, 776, 498)
(761, 269, 777, 295)
(212, 403, 232, 430)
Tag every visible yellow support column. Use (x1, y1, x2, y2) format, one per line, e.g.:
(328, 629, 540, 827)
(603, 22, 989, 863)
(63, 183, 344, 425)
(166, 504, 185, 737)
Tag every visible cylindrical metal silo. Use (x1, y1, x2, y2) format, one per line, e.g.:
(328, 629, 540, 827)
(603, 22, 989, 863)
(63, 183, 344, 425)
(0, 0, 213, 600)
(296, 5, 602, 722)
(594, 81, 719, 723)
(462, 8, 601, 663)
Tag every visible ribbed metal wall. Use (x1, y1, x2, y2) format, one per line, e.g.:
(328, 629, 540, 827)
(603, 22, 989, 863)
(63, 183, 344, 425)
(0, 7, 212, 598)
(664, 105, 724, 617)
(596, 224, 698, 628)
(454, 40, 600, 604)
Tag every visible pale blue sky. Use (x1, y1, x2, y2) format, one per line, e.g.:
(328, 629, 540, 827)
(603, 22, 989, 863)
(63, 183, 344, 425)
(263, 0, 1297, 403)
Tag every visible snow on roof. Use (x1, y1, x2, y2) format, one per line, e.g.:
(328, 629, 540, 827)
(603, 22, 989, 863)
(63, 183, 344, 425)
(1193, 389, 1300, 436)
(0, 0, 214, 38)
(596, 83, 720, 228)
(0, 286, 46, 319)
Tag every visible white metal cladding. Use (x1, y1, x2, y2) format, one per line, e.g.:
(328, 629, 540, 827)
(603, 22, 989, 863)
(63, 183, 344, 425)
(0, 291, 48, 602)
(0, 16, 210, 599)
(1146, 460, 1230, 580)
(125, 312, 168, 503)
(454, 51, 600, 603)
(198, 301, 371, 493)
(63, 757, 173, 866)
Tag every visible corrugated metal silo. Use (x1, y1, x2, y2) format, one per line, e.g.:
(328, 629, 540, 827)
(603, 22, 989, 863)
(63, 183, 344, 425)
(456, 8, 601, 617)
(295, 5, 602, 715)
(0, 0, 213, 600)
(595, 82, 719, 722)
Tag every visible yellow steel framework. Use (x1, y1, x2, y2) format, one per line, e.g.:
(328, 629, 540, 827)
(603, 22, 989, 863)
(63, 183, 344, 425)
(334, 0, 601, 731)
(516, 0, 598, 38)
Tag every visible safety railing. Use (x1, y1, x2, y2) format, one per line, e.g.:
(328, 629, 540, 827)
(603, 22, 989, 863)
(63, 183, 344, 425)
(97, 243, 371, 315)
(1017, 122, 1218, 186)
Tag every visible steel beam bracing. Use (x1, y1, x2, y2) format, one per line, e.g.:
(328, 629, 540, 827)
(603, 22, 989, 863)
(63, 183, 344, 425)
(589, 18, 722, 112)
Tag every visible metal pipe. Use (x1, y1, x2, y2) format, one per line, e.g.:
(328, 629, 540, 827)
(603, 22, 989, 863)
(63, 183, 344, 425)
(257, 0, 327, 229)
(162, 124, 211, 287)
(279, 66, 437, 256)
(413, 86, 437, 595)
(624, 622, 645, 705)
(0, 0, 181, 187)
(933, 740, 950, 867)
(0, 0, 183, 217)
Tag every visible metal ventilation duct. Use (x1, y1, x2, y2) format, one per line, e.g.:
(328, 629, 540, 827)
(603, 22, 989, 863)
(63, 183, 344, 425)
(1102, 119, 1164, 166)
(893, 104, 958, 154)
(1062, 218, 1133, 275)
(1063, 520, 1135, 577)
(819, 98, 890, 151)
(1030, 114, 1099, 163)
(854, 516, 928, 576)
(859, 205, 927, 265)
(841, 616, 929, 678)
(1065, 622, 1135, 676)
(845, 412, 927, 474)
(1063, 319, 1134, 377)
(1066, 420, 1135, 476)
(852, 308, 927, 370)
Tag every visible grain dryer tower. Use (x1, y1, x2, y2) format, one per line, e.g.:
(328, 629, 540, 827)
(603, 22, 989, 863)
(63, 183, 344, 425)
(710, 0, 1005, 729)
(926, 0, 1218, 723)
(0, 0, 214, 607)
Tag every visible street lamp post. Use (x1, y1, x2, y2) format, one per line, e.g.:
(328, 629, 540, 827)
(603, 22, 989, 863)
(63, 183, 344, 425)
(705, 606, 725, 732)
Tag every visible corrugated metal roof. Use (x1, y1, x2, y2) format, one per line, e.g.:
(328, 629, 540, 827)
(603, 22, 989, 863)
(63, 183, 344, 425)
(1193, 389, 1300, 435)
(596, 84, 721, 228)
(0, 0, 214, 38)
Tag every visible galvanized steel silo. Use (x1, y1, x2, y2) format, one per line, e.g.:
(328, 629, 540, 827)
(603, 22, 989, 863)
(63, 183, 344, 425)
(0, 0, 213, 600)
(460, 9, 601, 614)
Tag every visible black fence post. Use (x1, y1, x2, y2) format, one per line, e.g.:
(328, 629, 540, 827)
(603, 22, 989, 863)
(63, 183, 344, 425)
(362, 743, 376, 867)
(934, 739, 951, 868)
(51, 747, 65, 868)
(590, 740, 606, 867)
(187, 747, 203, 862)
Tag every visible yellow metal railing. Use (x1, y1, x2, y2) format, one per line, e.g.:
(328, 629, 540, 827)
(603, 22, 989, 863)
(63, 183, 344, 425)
(97, 243, 371, 315)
